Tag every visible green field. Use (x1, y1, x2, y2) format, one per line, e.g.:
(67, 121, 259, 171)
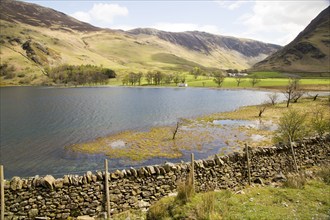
(248, 71, 330, 79)
(107, 74, 330, 91)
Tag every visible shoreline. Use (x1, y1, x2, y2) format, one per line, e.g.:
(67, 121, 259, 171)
(68, 96, 330, 163)
(1, 81, 330, 92)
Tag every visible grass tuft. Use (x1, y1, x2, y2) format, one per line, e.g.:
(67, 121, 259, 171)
(283, 172, 308, 189)
(316, 166, 330, 185)
(176, 173, 195, 204)
(146, 196, 174, 220)
(193, 192, 223, 220)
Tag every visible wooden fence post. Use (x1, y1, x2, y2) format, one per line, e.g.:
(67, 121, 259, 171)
(191, 153, 195, 190)
(1, 165, 4, 220)
(245, 144, 251, 185)
(289, 136, 298, 172)
(104, 159, 110, 219)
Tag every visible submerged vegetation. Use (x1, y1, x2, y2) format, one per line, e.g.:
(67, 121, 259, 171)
(69, 96, 330, 162)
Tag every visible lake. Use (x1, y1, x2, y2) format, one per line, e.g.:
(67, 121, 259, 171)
(1, 86, 281, 178)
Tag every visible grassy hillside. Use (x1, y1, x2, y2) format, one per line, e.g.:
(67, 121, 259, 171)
(0, 20, 266, 86)
(253, 6, 330, 73)
(0, 0, 282, 86)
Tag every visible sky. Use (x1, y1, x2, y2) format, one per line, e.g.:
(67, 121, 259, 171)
(22, 0, 329, 46)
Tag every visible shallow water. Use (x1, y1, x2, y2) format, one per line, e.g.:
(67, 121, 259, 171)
(213, 119, 278, 131)
(1, 86, 285, 178)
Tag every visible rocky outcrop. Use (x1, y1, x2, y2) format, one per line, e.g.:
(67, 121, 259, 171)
(3, 135, 330, 219)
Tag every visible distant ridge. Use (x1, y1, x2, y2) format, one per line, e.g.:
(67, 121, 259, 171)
(128, 28, 281, 57)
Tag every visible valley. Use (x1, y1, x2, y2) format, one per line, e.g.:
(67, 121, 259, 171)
(0, 1, 329, 219)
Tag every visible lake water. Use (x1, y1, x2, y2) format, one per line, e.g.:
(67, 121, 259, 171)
(1, 86, 281, 178)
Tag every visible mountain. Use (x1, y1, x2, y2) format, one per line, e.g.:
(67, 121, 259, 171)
(0, 0, 100, 31)
(0, 0, 281, 85)
(253, 6, 330, 73)
(128, 28, 280, 57)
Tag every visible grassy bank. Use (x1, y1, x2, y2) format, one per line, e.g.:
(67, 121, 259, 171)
(146, 167, 330, 220)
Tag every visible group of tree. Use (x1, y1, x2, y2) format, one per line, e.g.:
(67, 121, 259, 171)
(258, 77, 329, 140)
(46, 64, 116, 86)
(122, 71, 186, 86)
(257, 77, 304, 117)
(121, 72, 143, 86)
(120, 67, 264, 88)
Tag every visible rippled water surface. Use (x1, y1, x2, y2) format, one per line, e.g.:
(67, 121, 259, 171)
(1, 86, 282, 178)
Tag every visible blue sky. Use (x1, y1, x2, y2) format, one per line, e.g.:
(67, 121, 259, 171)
(22, 0, 329, 46)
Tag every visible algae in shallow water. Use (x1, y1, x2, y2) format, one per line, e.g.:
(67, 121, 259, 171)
(69, 118, 275, 161)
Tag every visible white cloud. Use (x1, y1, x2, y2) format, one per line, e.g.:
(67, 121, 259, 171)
(111, 25, 137, 31)
(215, 0, 247, 10)
(71, 11, 91, 23)
(71, 3, 128, 26)
(240, 1, 329, 45)
(151, 22, 221, 34)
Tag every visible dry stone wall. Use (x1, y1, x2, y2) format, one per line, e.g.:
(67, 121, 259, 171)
(3, 135, 330, 219)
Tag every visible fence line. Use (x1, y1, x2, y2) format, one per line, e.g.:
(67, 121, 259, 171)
(1, 165, 4, 220)
(104, 159, 111, 219)
(245, 144, 251, 185)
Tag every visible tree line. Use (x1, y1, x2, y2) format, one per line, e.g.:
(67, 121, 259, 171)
(121, 71, 186, 86)
(46, 64, 116, 86)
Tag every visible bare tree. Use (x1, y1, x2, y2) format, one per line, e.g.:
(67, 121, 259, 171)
(258, 102, 271, 117)
(172, 118, 183, 140)
(267, 93, 279, 105)
(291, 90, 305, 103)
(284, 78, 300, 107)
(235, 76, 245, 87)
(250, 76, 261, 87)
(307, 93, 319, 101)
